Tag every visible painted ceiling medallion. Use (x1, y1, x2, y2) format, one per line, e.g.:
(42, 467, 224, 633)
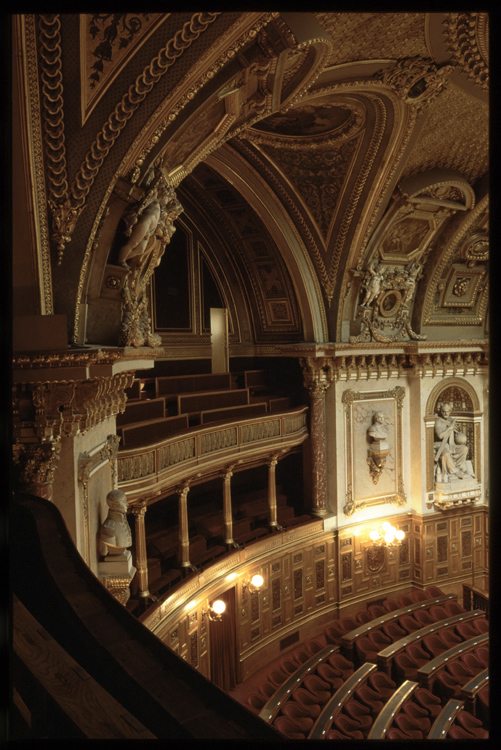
(80, 13, 168, 125)
(248, 97, 365, 147)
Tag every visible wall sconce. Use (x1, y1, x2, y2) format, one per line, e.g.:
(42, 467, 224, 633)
(203, 599, 226, 622)
(370, 521, 405, 548)
(242, 574, 264, 593)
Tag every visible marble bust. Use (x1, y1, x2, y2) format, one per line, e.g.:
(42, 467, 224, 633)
(368, 411, 389, 451)
(98, 489, 133, 557)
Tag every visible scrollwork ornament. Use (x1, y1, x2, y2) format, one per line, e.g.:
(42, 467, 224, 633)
(375, 56, 455, 110)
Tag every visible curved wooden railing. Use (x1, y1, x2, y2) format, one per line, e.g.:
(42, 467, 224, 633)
(117, 406, 309, 503)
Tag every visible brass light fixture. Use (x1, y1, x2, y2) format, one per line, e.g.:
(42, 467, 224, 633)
(242, 574, 264, 593)
(203, 599, 226, 622)
(370, 521, 405, 548)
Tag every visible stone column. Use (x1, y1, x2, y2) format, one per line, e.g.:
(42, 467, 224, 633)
(131, 502, 150, 599)
(222, 468, 239, 549)
(300, 357, 334, 517)
(177, 483, 197, 574)
(267, 455, 283, 531)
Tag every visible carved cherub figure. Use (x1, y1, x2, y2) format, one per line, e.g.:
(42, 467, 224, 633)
(98, 489, 132, 557)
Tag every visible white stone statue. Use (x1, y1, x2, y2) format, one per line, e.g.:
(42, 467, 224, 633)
(98, 489, 133, 557)
(368, 411, 389, 450)
(361, 259, 385, 307)
(434, 402, 474, 481)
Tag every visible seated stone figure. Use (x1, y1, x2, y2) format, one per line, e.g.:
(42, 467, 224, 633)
(98, 489, 132, 557)
(434, 402, 474, 481)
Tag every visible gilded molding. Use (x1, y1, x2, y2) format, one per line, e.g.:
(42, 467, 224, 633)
(300, 356, 335, 397)
(374, 56, 455, 111)
(12, 436, 61, 501)
(422, 195, 489, 326)
(444, 13, 488, 91)
(21, 14, 54, 313)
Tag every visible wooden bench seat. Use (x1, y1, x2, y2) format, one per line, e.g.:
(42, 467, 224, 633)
(200, 402, 267, 425)
(117, 397, 166, 427)
(125, 379, 142, 400)
(148, 568, 183, 597)
(268, 397, 292, 412)
(177, 388, 249, 417)
(118, 414, 189, 447)
(156, 372, 232, 398)
(244, 370, 269, 395)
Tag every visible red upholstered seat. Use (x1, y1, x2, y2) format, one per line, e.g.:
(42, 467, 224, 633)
(258, 681, 276, 700)
(325, 728, 359, 740)
(355, 685, 384, 717)
(343, 700, 373, 734)
(410, 590, 429, 603)
(383, 598, 400, 612)
(356, 610, 372, 624)
(273, 715, 306, 739)
(446, 660, 475, 685)
(267, 668, 287, 688)
(333, 714, 366, 739)
(305, 635, 326, 656)
(387, 727, 417, 740)
(399, 614, 421, 633)
(406, 643, 430, 668)
(246, 692, 266, 713)
(368, 604, 386, 618)
(440, 627, 462, 648)
(324, 623, 345, 644)
(460, 652, 484, 674)
(327, 653, 354, 680)
(414, 609, 436, 627)
(472, 617, 489, 634)
(368, 630, 392, 651)
(413, 687, 442, 717)
(429, 604, 448, 621)
(393, 713, 424, 739)
(434, 671, 463, 700)
(292, 688, 322, 718)
(316, 663, 343, 690)
(444, 600, 466, 616)
(475, 646, 489, 666)
(280, 701, 314, 731)
(422, 633, 448, 658)
(456, 621, 479, 640)
(280, 657, 299, 676)
(401, 700, 431, 732)
(302, 674, 331, 704)
(338, 616, 359, 633)
(293, 647, 311, 665)
(397, 594, 414, 607)
(382, 620, 406, 640)
(394, 652, 420, 682)
(356, 636, 378, 663)
(448, 725, 481, 739)
(425, 585, 445, 598)
(368, 671, 396, 700)
(456, 710, 489, 738)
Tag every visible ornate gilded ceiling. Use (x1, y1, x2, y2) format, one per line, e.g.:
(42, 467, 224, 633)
(15, 12, 489, 347)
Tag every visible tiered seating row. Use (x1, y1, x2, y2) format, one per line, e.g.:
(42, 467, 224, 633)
(245, 587, 489, 740)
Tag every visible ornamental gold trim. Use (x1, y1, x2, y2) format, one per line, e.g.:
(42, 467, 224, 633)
(342, 385, 406, 516)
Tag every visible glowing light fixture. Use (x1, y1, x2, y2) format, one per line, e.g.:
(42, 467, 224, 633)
(243, 574, 264, 593)
(370, 522, 405, 548)
(203, 599, 226, 622)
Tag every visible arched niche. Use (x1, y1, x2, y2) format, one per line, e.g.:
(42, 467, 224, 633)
(424, 377, 482, 495)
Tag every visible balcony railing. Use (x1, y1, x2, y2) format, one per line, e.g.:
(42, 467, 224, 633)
(117, 406, 309, 502)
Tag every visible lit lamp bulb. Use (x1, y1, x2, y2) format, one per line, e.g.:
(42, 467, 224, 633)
(251, 575, 264, 589)
(212, 600, 226, 615)
(370, 530, 380, 542)
(395, 530, 405, 541)
(384, 531, 395, 544)
(382, 521, 391, 532)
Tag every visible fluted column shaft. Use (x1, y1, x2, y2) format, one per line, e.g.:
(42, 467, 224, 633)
(131, 504, 149, 597)
(222, 468, 235, 546)
(267, 456, 280, 529)
(177, 484, 192, 570)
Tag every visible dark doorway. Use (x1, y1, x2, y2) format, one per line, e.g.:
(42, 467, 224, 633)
(209, 587, 237, 691)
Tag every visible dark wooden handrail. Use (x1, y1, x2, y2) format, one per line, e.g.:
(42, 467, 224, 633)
(367, 680, 418, 739)
(417, 633, 489, 688)
(427, 698, 465, 740)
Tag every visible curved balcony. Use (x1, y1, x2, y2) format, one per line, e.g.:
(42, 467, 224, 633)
(117, 406, 309, 503)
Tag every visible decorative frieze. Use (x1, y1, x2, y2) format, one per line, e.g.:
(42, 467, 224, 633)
(242, 420, 280, 443)
(159, 439, 195, 469)
(200, 428, 238, 454)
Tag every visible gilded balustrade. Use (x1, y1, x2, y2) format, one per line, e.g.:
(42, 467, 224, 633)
(117, 406, 309, 503)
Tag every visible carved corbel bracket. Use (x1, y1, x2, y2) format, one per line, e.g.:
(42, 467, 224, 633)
(12, 436, 62, 501)
(300, 356, 335, 397)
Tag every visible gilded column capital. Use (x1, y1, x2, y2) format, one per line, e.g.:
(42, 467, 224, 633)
(300, 356, 335, 397)
(12, 436, 61, 501)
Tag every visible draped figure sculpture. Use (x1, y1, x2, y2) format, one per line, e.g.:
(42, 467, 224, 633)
(434, 402, 474, 482)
